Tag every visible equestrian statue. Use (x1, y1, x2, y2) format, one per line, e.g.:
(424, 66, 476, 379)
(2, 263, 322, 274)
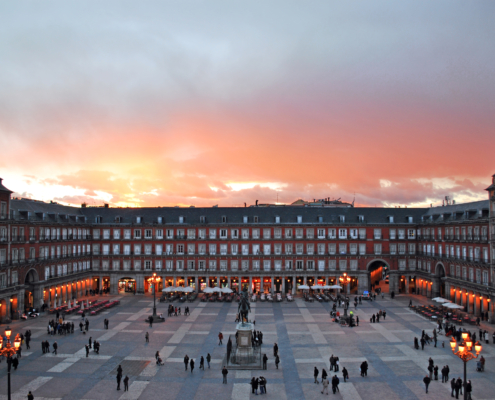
(238, 287, 251, 325)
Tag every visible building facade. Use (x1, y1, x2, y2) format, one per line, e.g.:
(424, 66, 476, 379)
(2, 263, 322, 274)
(0, 175, 494, 322)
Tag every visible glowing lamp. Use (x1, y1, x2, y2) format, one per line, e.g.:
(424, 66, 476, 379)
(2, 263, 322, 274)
(475, 342, 482, 354)
(14, 334, 21, 350)
(450, 338, 457, 350)
(5, 326, 12, 339)
(0, 337, 3, 350)
(466, 339, 472, 349)
(9, 298, 13, 303)
(462, 332, 469, 340)
(458, 343, 465, 353)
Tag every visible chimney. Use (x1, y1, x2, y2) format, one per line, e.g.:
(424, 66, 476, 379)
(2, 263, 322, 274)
(81, 203, 87, 208)
(104, 203, 109, 208)
(256, 200, 258, 206)
(244, 202, 246, 208)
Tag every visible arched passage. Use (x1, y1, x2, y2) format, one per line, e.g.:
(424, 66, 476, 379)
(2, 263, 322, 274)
(434, 263, 446, 298)
(24, 268, 39, 311)
(0, 299, 7, 322)
(367, 259, 390, 292)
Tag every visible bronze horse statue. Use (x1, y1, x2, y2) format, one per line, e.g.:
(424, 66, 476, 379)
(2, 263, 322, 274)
(238, 288, 251, 324)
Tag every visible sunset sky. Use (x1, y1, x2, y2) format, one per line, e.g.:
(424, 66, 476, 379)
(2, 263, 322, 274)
(0, 1, 493, 208)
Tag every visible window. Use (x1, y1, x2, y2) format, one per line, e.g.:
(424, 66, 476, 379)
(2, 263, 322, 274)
(231, 229, 239, 239)
(339, 215, 345, 223)
(350, 260, 358, 271)
(253, 244, 260, 255)
(390, 243, 397, 255)
(295, 229, 303, 239)
(242, 229, 249, 239)
(144, 260, 152, 270)
(134, 260, 141, 270)
(113, 229, 120, 239)
(285, 260, 293, 270)
(297, 215, 302, 223)
(254, 216, 259, 223)
(328, 243, 336, 255)
(179, 216, 184, 223)
(222, 216, 227, 223)
(198, 244, 206, 255)
(252, 229, 260, 239)
(374, 244, 382, 255)
(307, 260, 314, 270)
(389, 216, 394, 223)
(220, 229, 228, 239)
(374, 229, 382, 239)
(177, 244, 184, 254)
(398, 229, 405, 240)
(177, 260, 184, 271)
(166, 229, 174, 239)
(275, 216, 280, 223)
(285, 243, 293, 255)
(359, 243, 366, 255)
(317, 243, 325, 255)
(408, 243, 416, 255)
(231, 244, 238, 255)
(242, 260, 249, 271)
(389, 229, 396, 240)
(253, 260, 260, 271)
(103, 229, 110, 239)
(187, 229, 196, 239)
(339, 260, 347, 270)
(350, 229, 358, 239)
(145, 229, 152, 239)
(275, 260, 282, 271)
(231, 260, 238, 271)
(242, 244, 249, 255)
(198, 260, 206, 271)
(358, 229, 366, 239)
(274, 228, 282, 239)
(398, 244, 406, 255)
(483, 271, 489, 285)
(318, 260, 325, 271)
(296, 243, 303, 255)
(220, 260, 228, 271)
(263, 229, 271, 239)
(296, 260, 303, 270)
(285, 228, 292, 238)
(177, 229, 185, 239)
(243, 216, 248, 223)
(307, 243, 314, 255)
(166, 260, 173, 271)
(263, 260, 271, 271)
(209, 244, 216, 255)
(399, 260, 406, 271)
(220, 244, 227, 255)
(209, 229, 217, 239)
(328, 229, 336, 239)
(188, 244, 195, 255)
(317, 229, 326, 239)
(408, 229, 415, 239)
(338, 229, 347, 239)
(329, 260, 336, 270)
(263, 244, 271, 255)
(134, 230, 141, 239)
(339, 243, 347, 254)
(306, 229, 314, 239)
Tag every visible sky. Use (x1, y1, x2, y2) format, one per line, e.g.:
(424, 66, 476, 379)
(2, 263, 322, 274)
(0, 1, 494, 209)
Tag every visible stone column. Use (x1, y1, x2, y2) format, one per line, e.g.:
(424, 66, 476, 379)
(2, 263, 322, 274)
(405, 278, 410, 294)
(195, 276, 199, 291)
(17, 289, 25, 315)
(217, 276, 220, 287)
(110, 275, 119, 295)
(271, 276, 275, 294)
(357, 273, 368, 294)
(249, 276, 252, 293)
(238, 276, 242, 292)
(303, 276, 307, 286)
(282, 277, 285, 294)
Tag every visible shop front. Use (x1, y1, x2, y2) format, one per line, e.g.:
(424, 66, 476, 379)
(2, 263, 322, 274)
(187, 277, 196, 290)
(262, 277, 272, 293)
(230, 277, 239, 292)
(119, 278, 136, 293)
(252, 277, 261, 294)
(198, 277, 207, 292)
(144, 276, 163, 293)
(284, 277, 293, 294)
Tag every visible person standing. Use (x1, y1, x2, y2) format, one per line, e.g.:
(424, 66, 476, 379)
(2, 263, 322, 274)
(222, 366, 228, 384)
(275, 355, 280, 369)
(206, 353, 211, 369)
(52, 341, 58, 355)
(149, 316, 153, 328)
(116, 374, 122, 390)
(251, 377, 258, 395)
(466, 380, 472, 400)
(184, 355, 189, 371)
(199, 356, 205, 370)
(423, 375, 431, 393)
(456, 377, 463, 396)
(190, 358, 195, 373)
(273, 343, 278, 357)
(329, 355, 334, 371)
(445, 365, 450, 381)
(342, 367, 349, 383)
(356, 316, 359, 326)
(145, 332, 149, 343)
(89, 337, 92, 349)
(434, 365, 439, 381)
(218, 332, 223, 345)
(85, 345, 89, 358)
(123, 375, 129, 392)
(27, 391, 34, 400)
(451, 377, 456, 397)
(314, 366, 319, 384)
(331, 375, 339, 394)
(263, 354, 268, 370)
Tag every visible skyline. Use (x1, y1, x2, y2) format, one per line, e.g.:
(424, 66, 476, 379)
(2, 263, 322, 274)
(1, 1, 494, 208)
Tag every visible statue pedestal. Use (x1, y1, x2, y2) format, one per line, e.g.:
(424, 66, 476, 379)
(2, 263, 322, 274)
(236, 322, 253, 348)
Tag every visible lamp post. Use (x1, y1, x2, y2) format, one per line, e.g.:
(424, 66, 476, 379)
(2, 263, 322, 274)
(450, 332, 482, 400)
(149, 273, 160, 318)
(339, 273, 351, 316)
(0, 326, 22, 400)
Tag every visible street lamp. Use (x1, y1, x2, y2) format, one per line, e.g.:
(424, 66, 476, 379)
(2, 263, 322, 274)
(450, 333, 482, 400)
(149, 273, 161, 318)
(339, 273, 351, 316)
(0, 327, 22, 400)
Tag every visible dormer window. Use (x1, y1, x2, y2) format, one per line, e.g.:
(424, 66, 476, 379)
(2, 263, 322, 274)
(254, 216, 259, 223)
(179, 216, 184, 224)
(95, 216, 102, 223)
(115, 216, 122, 223)
(358, 215, 364, 222)
(136, 216, 142, 223)
(339, 215, 345, 223)
(275, 216, 280, 223)
(318, 216, 323, 223)
(388, 216, 394, 223)
(408, 216, 413, 223)
(222, 216, 227, 223)
(157, 217, 163, 224)
(297, 215, 302, 223)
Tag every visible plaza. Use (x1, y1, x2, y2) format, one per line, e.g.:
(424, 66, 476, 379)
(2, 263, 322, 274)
(1, 292, 495, 400)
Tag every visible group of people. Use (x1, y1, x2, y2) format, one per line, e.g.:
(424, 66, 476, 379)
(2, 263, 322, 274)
(250, 376, 267, 394)
(252, 330, 264, 347)
(116, 364, 129, 391)
(47, 319, 74, 335)
(181, 353, 212, 371)
(370, 310, 386, 323)
(313, 367, 342, 395)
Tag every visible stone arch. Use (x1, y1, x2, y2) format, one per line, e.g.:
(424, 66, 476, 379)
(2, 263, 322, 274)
(366, 259, 391, 272)
(24, 268, 39, 284)
(366, 259, 390, 292)
(433, 262, 446, 298)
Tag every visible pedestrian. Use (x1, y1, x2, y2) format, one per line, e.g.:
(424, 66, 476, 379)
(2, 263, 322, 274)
(456, 377, 463, 397)
(445, 365, 450, 381)
(116, 374, 122, 390)
(428, 364, 433, 380)
(79, 321, 83, 332)
(331, 375, 340, 394)
(149, 316, 153, 328)
(89, 337, 92, 349)
(206, 353, 211, 368)
(222, 366, 228, 384)
(275, 355, 280, 369)
(321, 377, 329, 395)
(52, 341, 58, 355)
(123, 375, 129, 392)
(322, 368, 328, 381)
(218, 332, 223, 345)
(251, 377, 258, 395)
(423, 375, 431, 393)
(434, 365, 438, 380)
(190, 358, 195, 373)
(145, 332, 149, 343)
(342, 367, 349, 382)
(27, 391, 34, 400)
(155, 351, 160, 361)
(451, 377, 456, 397)
(314, 366, 319, 384)
(184, 354, 189, 371)
(117, 364, 123, 377)
(263, 354, 268, 370)
(335, 357, 339, 372)
(273, 343, 278, 357)
(85, 345, 89, 358)
(329, 355, 334, 371)
(200, 356, 205, 370)
(466, 380, 472, 400)
(421, 337, 425, 350)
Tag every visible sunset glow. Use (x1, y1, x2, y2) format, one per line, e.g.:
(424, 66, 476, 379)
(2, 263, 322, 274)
(1, 1, 493, 207)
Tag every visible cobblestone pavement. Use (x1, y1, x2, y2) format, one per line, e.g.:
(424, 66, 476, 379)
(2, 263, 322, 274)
(1, 293, 495, 400)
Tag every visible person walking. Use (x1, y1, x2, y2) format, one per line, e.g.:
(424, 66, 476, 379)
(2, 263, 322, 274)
(321, 368, 328, 382)
(206, 353, 211, 369)
(190, 358, 195, 373)
(466, 380, 472, 400)
(52, 341, 58, 355)
(85, 345, 89, 358)
(218, 332, 223, 345)
(456, 377, 463, 397)
(451, 377, 456, 397)
(342, 367, 349, 383)
(314, 366, 319, 384)
(123, 375, 129, 392)
(184, 355, 189, 371)
(275, 355, 280, 369)
(199, 356, 204, 370)
(222, 366, 228, 384)
(321, 377, 329, 395)
(423, 375, 431, 393)
(145, 332, 149, 343)
(273, 343, 278, 357)
(331, 375, 340, 394)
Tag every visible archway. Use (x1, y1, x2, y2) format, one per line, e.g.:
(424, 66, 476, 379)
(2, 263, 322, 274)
(0, 299, 7, 322)
(118, 277, 136, 293)
(24, 269, 39, 311)
(434, 263, 446, 298)
(367, 260, 390, 292)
